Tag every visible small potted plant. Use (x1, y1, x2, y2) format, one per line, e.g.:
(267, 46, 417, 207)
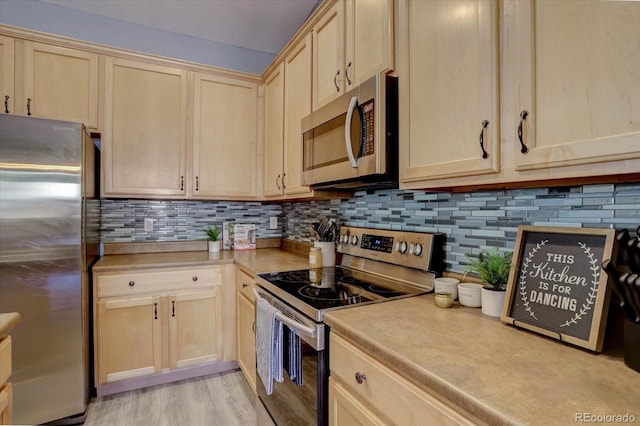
(205, 225, 222, 252)
(467, 249, 513, 317)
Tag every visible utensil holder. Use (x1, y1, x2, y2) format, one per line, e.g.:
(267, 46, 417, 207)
(624, 319, 640, 373)
(314, 241, 335, 267)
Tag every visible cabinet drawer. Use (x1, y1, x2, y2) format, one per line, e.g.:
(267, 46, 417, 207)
(0, 336, 11, 386)
(97, 266, 222, 298)
(236, 268, 255, 302)
(330, 333, 477, 425)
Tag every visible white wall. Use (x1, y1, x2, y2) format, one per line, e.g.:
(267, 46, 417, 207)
(0, 0, 274, 75)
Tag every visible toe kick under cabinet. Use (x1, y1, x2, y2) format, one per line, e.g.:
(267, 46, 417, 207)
(94, 265, 232, 396)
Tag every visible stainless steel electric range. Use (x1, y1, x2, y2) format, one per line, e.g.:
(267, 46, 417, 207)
(254, 226, 444, 426)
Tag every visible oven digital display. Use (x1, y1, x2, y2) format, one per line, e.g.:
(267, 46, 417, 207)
(361, 234, 394, 253)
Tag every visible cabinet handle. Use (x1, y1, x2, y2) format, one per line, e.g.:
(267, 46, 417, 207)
(4, 95, 8, 113)
(276, 174, 281, 190)
(518, 110, 529, 154)
(355, 371, 367, 384)
(334, 70, 340, 92)
(129, 281, 135, 287)
(479, 120, 489, 159)
(252, 321, 256, 334)
(172, 300, 176, 317)
(242, 283, 248, 288)
(195, 176, 199, 191)
(282, 173, 286, 190)
(154, 302, 158, 320)
(27, 98, 32, 116)
(180, 176, 184, 191)
(345, 62, 352, 86)
(192, 276, 198, 281)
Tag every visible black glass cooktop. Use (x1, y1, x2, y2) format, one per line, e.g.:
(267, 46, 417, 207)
(257, 266, 427, 316)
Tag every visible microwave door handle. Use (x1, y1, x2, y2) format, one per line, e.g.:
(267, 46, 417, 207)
(345, 96, 360, 168)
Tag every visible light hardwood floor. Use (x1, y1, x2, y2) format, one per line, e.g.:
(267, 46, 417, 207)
(85, 370, 257, 426)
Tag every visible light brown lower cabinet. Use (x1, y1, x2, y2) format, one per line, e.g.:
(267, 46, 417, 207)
(329, 333, 480, 425)
(94, 265, 229, 394)
(0, 335, 13, 425)
(236, 268, 257, 393)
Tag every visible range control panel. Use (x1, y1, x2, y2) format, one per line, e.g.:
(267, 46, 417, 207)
(337, 226, 444, 272)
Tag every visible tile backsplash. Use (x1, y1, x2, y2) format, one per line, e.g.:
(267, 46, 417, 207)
(100, 183, 639, 274)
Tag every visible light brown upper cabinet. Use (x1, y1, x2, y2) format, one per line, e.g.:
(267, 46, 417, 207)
(399, 0, 640, 190)
(263, 63, 285, 198)
(283, 33, 313, 197)
(0, 36, 14, 116)
(399, 0, 500, 184)
(103, 57, 188, 198)
(511, 0, 640, 171)
(263, 34, 315, 200)
(313, 0, 394, 111)
(192, 73, 259, 199)
(1, 38, 98, 128)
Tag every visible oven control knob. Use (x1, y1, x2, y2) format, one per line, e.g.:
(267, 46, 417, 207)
(413, 243, 424, 256)
(339, 234, 348, 244)
(349, 235, 359, 246)
(396, 241, 408, 254)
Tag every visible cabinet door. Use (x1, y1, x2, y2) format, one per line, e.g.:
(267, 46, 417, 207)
(399, 0, 499, 184)
(513, 0, 640, 170)
(329, 378, 385, 426)
(22, 42, 98, 127)
(284, 34, 313, 197)
(344, 0, 394, 92)
(193, 73, 258, 199)
(0, 36, 14, 115)
(236, 292, 256, 392)
(263, 63, 285, 197)
(103, 57, 188, 197)
(168, 289, 223, 369)
(97, 296, 162, 384)
(312, 0, 344, 111)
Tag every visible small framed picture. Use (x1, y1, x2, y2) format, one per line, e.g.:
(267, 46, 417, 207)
(502, 226, 617, 352)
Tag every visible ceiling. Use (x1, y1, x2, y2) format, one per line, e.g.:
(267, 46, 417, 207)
(39, 0, 321, 55)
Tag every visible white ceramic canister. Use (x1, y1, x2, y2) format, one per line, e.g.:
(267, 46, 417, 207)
(314, 241, 336, 267)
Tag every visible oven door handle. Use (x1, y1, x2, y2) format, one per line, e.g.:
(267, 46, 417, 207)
(253, 288, 317, 338)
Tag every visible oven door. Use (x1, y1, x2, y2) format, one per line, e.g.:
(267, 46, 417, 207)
(256, 326, 327, 426)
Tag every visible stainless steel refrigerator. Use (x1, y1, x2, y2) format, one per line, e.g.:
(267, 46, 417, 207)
(0, 114, 99, 425)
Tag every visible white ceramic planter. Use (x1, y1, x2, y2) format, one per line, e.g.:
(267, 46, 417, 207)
(208, 240, 221, 252)
(481, 287, 506, 317)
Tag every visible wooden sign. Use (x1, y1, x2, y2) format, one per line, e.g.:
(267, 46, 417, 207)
(502, 226, 616, 352)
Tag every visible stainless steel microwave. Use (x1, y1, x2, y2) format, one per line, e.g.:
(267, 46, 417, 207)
(301, 73, 398, 190)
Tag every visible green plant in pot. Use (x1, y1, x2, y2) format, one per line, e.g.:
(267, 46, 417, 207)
(467, 249, 513, 317)
(205, 226, 222, 252)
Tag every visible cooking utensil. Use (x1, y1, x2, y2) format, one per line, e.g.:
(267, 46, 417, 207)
(617, 229, 631, 268)
(603, 260, 635, 320)
(626, 274, 640, 323)
(620, 272, 640, 323)
(627, 238, 640, 273)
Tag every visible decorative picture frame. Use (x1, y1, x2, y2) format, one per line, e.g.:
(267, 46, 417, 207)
(501, 226, 617, 352)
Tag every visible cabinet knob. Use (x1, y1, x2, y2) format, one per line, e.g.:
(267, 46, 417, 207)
(192, 276, 198, 281)
(129, 281, 135, 287)
(242, 283, 248, 288)
(355, 371, 367, 384)
(518, 110, 529, 154)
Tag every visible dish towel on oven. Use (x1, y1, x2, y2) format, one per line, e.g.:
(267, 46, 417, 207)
(287, 328, 303, 386)
(256, 297, 284, 395)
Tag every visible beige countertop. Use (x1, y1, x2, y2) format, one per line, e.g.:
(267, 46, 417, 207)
(324, 295, 640, 426)
(0, 312, 20, 339)
(92, 248, 308, 276)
